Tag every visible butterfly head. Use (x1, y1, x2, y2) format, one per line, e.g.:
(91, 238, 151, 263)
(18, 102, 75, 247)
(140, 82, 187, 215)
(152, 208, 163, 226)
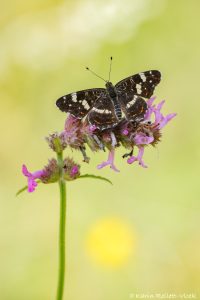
(105, 81, 117, 98)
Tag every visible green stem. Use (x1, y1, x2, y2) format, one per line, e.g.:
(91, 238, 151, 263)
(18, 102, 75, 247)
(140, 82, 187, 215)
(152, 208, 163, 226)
(56, 151, 67, 300)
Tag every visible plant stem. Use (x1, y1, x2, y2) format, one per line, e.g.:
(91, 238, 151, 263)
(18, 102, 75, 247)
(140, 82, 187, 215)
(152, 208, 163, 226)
(56, 152, 67, 300)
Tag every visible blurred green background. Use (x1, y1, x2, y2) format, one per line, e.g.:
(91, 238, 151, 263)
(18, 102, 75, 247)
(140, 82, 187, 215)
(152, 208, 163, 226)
(1, 0, 200, 299)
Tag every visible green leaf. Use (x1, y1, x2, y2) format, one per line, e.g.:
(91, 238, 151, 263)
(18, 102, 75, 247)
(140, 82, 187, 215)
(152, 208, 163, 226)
(78, 174, 113, 185)
(16, 180, 41, 196)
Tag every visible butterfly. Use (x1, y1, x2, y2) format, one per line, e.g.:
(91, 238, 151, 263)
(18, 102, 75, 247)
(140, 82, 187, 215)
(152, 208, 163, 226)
(56, 61, 161, 130)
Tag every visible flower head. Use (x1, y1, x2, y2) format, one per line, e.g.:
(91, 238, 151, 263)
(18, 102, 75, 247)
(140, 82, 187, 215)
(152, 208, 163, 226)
(46, 133, 66, 153)
(61, 115, 83, 148)
(22, 157, 81, 193)
(80, 97, 176, 171)
(22, 96, 176, 191)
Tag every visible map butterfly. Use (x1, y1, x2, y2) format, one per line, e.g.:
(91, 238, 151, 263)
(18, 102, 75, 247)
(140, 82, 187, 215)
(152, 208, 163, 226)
(56, 59, 161, 130)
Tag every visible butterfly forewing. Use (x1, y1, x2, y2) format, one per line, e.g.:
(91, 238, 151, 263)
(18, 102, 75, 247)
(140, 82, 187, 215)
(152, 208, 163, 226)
(56, 88, 106, 119)
(115, 70, 161, 99)
(87, 96, 119, 130)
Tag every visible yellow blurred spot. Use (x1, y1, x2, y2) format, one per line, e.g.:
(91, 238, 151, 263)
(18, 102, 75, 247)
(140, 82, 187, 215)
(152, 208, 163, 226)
(86, 217, 136, 267)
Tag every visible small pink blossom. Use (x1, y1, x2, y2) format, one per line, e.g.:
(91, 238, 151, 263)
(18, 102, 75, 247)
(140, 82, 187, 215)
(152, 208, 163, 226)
(88, 124, 97, 133)
(22, 165, 45, 192)
(127, 147, 147, 168)
(122, 129, 129, 136)
(134, 132, 154, 145)
(158, 113, 177, 129)
(144, 96, 156, 121)
(97, 149, 120, 172)
(70, 165, 79, 176)
(144, 97, 177, 130)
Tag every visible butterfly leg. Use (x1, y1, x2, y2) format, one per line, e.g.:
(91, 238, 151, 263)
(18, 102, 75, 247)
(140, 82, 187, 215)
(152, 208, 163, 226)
(122, 148, 133, 159)
(79, 146, 90, 163)
(93, 134, 105, 151)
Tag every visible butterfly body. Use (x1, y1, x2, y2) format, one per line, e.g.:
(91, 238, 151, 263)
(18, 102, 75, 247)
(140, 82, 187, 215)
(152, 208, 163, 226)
(105, 81, 122, 121)
(56, 70, 161, 130)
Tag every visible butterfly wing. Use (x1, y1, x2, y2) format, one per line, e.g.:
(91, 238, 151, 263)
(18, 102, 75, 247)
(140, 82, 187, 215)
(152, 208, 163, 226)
(87, 96, 119, 130)
(56, 88, 106, 119)
(115, 70, 161, 99)
(119, 94, 148, 122)
(115, 70, 161, 122)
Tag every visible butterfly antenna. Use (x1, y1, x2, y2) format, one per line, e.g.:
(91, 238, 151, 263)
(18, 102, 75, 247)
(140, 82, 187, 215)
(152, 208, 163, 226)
(108, 56, 113, 81)
(85, 67, 106, 82)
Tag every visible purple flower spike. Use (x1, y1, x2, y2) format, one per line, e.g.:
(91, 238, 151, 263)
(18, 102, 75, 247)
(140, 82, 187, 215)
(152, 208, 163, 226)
(22, 165, 44, 192)
(97, 149, 120, 172)
(127, 147, 147, 168)
(134, 133, 154, 145)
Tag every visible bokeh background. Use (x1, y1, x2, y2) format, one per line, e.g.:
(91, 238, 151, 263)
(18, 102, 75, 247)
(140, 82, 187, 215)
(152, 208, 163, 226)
(1, 0, 200, 299)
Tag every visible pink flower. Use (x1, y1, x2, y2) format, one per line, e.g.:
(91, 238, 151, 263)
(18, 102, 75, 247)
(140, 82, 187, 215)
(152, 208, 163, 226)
(70, 165, 79, 176)
(122, 129, 129, 136)
(144, 97, 177, 129)
(88, 124, 97, 133)
(144, 96, 156, 121)
(158, 113, 177, 129)
(97, 149, 120, 172)
(22, 165, 45, 192)
(134, 132, 154, 145)
(127, 147, 147, 168)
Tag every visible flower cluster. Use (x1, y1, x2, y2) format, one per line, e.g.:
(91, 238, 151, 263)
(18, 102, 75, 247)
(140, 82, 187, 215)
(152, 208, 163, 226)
(21, 96, 176, 192)
(48, 97, 176, 172)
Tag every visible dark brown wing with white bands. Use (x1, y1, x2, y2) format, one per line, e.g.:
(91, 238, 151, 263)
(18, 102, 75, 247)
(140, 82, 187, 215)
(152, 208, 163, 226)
(56, 88, 106, 119)
(119, 94, 148, 122)
(115, 70, 161, 99)
(87, 96, 119, 130)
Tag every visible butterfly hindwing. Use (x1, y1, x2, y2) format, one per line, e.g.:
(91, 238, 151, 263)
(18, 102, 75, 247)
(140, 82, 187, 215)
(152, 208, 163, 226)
(56, 88, 106, 119)
(119, 94, 148, 122)
(87, 96, 119, 130)
(115, 70, 161, 99)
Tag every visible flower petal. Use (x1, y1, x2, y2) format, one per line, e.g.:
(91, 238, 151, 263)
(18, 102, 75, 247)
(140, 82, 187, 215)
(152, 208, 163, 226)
(159, 113, 177, 129)
(97, 149, 120, 172)
(127, 156, 137, 164)
(22, 164, 32, 177)
(22, 164, 44, 193)
(147, 96, 156, 107)
(127, 147, 148, 168)
(134, 133, 154, 145)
